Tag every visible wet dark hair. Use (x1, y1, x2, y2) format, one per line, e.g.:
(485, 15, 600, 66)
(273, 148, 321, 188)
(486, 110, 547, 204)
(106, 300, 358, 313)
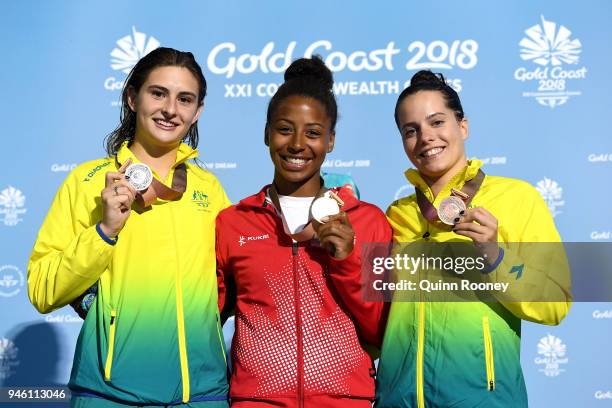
(104, 47, 207, 156)
(394, 70, 464, 129)
(266, 56, 337, 130)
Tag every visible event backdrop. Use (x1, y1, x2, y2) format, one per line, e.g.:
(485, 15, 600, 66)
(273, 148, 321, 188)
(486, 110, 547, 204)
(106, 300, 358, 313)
(1, 1, 611, 406)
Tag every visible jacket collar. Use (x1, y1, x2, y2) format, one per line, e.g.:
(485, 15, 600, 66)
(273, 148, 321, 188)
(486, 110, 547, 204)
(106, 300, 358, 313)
(239, 184, 360, 213)
(116, 141, 199, 168)
(404, 159, 483, 204)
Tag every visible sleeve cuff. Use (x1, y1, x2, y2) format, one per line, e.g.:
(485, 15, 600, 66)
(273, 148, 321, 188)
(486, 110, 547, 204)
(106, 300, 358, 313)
(328, 244, 359, 266)
(96, 222, 118, 246)
(481, 247, 504, 274)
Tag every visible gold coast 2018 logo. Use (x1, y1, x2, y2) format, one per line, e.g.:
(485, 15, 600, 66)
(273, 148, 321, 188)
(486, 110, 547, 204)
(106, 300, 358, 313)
(208, 39, 479, 98)
(514, 16, 586, 108)
(534, 334, 568, 377)
(0, 186, 26, 227)
(104, 27, 161, 107)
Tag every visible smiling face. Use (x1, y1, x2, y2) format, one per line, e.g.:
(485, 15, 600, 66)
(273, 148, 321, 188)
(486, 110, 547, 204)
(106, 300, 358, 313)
(128, 66, 203, 152)
(396, 90, 468, 183)
(266, 95, 335, 196)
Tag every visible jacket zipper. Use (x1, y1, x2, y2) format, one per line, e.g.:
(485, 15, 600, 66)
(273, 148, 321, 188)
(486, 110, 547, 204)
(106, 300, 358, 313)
(170, 206, 190, 403)
(104, 310, 117, 381)
(482, 315, 496, 391)
(292, 242, 304, 408)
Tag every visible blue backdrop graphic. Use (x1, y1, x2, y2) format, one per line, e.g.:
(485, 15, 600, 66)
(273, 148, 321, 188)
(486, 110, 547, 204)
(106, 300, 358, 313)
(1, 1, 611, 406)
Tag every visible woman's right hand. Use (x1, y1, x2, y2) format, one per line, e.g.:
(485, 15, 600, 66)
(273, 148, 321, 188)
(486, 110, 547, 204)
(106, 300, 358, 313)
(316, 212, 355, 260)
(99, 159, 137, 238)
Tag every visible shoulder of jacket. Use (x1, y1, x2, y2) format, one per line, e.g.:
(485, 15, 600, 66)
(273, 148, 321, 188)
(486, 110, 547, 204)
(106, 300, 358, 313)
(186, 161, 212, 179)
(216, 203, 257, 232)
(187, 162, 232, 200)
(218, 202, 251, 219)
(217, 203, 237, 217)
(483, 175, 539, 196)
(349, 199, 386, 217)
(186, 162, 222, 185)
(70, 157, 114, 184)
(386, 193, 417, 213)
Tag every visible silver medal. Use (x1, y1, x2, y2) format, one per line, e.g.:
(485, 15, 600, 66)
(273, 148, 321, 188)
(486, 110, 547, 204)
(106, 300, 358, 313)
(125, 163, 153, 191)
(437, 196, 466, 225)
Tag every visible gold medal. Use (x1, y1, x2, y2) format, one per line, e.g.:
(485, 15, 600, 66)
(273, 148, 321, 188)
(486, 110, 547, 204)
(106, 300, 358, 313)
(311, 195, 340, 223)
(310, 191, 344, 223)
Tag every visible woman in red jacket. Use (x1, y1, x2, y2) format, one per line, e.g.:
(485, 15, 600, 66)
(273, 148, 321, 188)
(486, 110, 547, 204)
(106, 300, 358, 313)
(216, 56, 391, 407)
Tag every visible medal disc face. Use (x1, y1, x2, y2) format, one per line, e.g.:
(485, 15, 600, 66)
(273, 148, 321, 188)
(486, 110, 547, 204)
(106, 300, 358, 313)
(311, 196, 340, 223)
(125, 163, 153, 191)
(437, 196, 466, 225)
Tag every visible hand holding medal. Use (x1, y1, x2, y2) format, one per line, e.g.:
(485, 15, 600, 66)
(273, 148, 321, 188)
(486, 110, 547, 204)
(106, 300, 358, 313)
(99, 158, 137, 238)
(415, 169, 500, 263)
(124, 161, 187, 208)
(452, 206, 500, 263)
(312, 191, 355, 260)
(124, 162, 156, 208)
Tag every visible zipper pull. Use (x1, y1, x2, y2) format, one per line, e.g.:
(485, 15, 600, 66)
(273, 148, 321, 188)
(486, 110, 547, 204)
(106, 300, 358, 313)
(110, 315, 115, 325)
(292, 242, 298, 255)
(489, 380, 494, 391)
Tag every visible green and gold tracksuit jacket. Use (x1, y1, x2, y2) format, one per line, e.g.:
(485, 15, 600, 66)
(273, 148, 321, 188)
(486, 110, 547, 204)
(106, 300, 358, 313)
(375, 160, 572, 408)
(28, 143, 230, 405)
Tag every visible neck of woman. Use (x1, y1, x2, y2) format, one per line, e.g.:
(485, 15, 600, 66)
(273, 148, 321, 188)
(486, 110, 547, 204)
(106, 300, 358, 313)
(273, 172, 321, 197)
(423, 158, 468, 199)
(129, 141, 179, 181)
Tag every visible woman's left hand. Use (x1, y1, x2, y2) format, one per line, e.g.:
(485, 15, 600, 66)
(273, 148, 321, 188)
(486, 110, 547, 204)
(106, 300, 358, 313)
(452, 207, 500, 263)
(315, 212, 355, 260)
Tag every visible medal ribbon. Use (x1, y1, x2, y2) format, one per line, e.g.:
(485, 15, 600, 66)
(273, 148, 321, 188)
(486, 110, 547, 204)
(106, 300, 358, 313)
(267, 182, 330, 242)
(415, 169, 486, 223)
(117, 159, 188, 208)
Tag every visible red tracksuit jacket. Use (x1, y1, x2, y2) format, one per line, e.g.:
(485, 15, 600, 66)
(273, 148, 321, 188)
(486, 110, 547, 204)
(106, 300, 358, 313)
(216, 185, 391, 406)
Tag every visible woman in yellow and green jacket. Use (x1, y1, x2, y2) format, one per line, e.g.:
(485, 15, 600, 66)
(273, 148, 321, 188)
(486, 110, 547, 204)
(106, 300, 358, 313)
(375, 70, 572, 408)
(28, 48, 230, 407)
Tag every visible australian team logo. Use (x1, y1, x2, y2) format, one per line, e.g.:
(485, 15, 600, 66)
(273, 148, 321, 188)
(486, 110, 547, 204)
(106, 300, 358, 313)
(0, 186, 27, 226)
(534, 334, 568, 377)
(514, 16, 586, 108)
(535, 177, 565, 218)
(0, 338, 19, 380)
(104, 27, 161, 105)
(192, 190, 210, 209)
